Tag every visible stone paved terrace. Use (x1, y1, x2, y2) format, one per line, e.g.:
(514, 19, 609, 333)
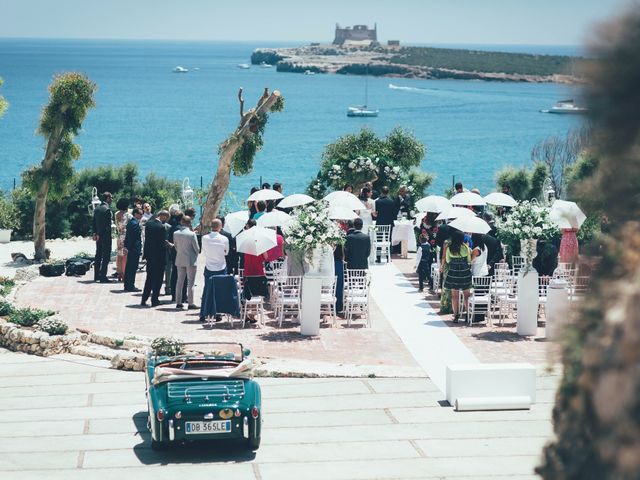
(0, 349, 558, 480)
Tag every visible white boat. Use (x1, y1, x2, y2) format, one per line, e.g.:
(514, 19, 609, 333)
(304, 70, 316, 75)
(347, 64, 378, 117)
(260, 62, 273, 68)
(173, 66, 188, 73)
(542, 99, 588, 114)
(237, 63, 251, 69)
(347, 106, 379, 117)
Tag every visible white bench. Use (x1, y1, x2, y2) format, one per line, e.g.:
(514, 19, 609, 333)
(446, 363, 536, 411)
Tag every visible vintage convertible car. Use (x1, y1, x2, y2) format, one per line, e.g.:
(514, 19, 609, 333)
(145, 342, 261, 450)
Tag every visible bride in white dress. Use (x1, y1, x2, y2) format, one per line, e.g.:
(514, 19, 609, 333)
(357, 187, 376, 228)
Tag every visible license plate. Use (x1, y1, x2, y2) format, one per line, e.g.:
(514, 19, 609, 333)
(185, 421, 232, 434)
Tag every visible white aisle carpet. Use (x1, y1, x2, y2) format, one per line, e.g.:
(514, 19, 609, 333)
(370, 262, 478, 392)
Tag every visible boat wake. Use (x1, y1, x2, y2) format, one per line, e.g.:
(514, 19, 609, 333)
(388, 83, 431, 93)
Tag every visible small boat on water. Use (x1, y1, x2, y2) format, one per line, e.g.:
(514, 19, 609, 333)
(237, 63, 251, 69)
(541, 99, 588, 114)
(304, 70, 316, 76)
(260, 62, 273, 68)
(173, 66, 188, 73)
(347, 106, 379, 117)
(347, 64, 378, 117)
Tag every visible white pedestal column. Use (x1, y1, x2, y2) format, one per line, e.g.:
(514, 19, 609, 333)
(517, 269, 539, 336)
(300, 276, 322, 336)
(545, 279, 569, 341)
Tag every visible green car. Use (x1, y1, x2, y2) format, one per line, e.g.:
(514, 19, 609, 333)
(145, 342, 262, 451)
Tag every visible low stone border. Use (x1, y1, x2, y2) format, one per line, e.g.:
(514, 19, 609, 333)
(0, 318, 86, 356)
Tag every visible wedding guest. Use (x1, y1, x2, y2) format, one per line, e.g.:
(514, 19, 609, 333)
(455, 182, 464, 194)
(248, 186, 259, 219)
(253, 201, 266, 220)
(242, 220, 268, 306)
(343, 184, 353, 193)
(365, 181, 379, 200)
(443, 229, 472, 323)
(533, 240, 559, 277)
(141, 210, 170, 307)
(334, 240, 345, 313)
(262, 182, 271, 190)
(415, 233, 433, 292)
(219, 216, 237, 274)
(502, 184, 513, 197)
(173, 216, 200, 310)
(395, 185, 412, 219)
(201, 218, 228, 276)
(265, 227, 285, 262)
(374, 186, 396, 226)
(358, 187, 375, 228)
(470, 233, 489, 277)
(167, 208, 185, 300)
(142, 203, 153, 223)
(123, 208, 143, 292)
(115, 197, 132, 282)
(92, 192, 113, 283)
(345, 218, 371, 270)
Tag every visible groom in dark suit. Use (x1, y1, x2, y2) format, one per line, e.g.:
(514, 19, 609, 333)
(123, 208, 143, 292)
(345, 218, 371, 270)
(141, 210, 170, 307)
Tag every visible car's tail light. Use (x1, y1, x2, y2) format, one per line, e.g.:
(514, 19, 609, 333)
(251, 407, 259, 419)
(157, 409, 165, 422)
(175, 411, 182, 419)
(234, 409, 241, 417)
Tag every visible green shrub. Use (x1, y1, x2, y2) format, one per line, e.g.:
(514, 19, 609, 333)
(8, 307, 55, 327)
(0, 277, 15, 297)
(151, 337, 184, 356)
(0, 300, 14, 316)
(37, 316, 68, 336)
(0, 192, 19, 231)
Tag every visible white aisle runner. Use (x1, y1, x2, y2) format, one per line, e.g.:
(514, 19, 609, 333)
(370, 262, 478, 392)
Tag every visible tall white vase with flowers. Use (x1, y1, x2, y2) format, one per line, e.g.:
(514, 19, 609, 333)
(284, 200, 345, 335)
(497, 201, 558, 336)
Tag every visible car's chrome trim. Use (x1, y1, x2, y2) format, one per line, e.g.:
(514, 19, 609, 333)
(243, 416, 249, 438)
(168, 419, 175, 441)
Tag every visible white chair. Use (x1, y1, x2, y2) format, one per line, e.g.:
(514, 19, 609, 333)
(373, 225, 391, 263)
(467, 276, 492, 325)
(344, 273, 371, 327)
(496, 274, 518, 325)
(512, 256, 525, 276)
(538, 276, 551, 317)
(320, 276, 338, 326)
(570, 275, 590, 303)
(266, 260, 285, 303)
(431, 263, 440, 296)
(273, 276, 302, 327)
(237, 269, 265, 328)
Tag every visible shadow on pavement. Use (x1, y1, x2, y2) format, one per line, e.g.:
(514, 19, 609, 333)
(258, 331, 320, 342)
(131, 412, 257, 465)
(473, 331, 529, 342)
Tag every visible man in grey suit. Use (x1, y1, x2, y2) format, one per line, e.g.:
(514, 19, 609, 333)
(172, 216, 200, 309)
(345, 218, 371, 270)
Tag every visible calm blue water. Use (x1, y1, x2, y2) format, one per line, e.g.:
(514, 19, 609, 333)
(0, 39, 583, 200)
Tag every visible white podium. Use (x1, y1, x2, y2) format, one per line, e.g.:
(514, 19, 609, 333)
(545, 278, 569, 340)
(300, 276, 322, 336)
(517, 269, 539, 336)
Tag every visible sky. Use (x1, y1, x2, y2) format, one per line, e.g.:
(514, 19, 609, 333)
(0, 0, 633, 45)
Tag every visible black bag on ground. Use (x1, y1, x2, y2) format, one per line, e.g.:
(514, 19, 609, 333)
(39, 263, 65, 277)
(65, 257, 93, 276)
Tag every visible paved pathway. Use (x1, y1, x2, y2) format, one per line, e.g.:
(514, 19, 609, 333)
(0, 349, 558, 480)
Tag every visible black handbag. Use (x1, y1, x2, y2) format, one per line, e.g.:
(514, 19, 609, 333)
(39, 263, 66, 277)
(65, 258, 93, 276)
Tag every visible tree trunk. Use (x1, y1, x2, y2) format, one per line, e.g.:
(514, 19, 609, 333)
(200, 90, 281, 230)
(33, 120, 65, 261)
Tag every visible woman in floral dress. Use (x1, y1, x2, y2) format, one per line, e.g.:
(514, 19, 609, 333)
(115, 198, 132, 282)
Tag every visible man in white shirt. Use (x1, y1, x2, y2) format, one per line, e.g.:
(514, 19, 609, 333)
(201, 218, 229, 276)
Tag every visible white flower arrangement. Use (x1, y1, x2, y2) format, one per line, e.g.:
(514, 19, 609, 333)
(496, 201, 558, 242)
(283, 200, 345, 259)
(308, 179, 325, 198)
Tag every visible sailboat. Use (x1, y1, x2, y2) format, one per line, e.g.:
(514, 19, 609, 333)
(347, 65, 378, 117)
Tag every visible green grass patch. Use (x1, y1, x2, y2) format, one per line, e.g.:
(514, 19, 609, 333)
(8, 307, 55, 327)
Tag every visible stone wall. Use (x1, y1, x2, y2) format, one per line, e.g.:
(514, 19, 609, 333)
(0, 318, 85, 356)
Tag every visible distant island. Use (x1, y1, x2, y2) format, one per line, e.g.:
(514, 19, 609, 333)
(252, 41, 588, 84)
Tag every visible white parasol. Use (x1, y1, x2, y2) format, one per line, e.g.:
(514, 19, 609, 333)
(235, 226, 277, 256)
(415, 195, 452, 214)
(247, 189, 284, 202)
(484, 192, 517, 207)
(449, 216, 492, 234)
(222, 210, 249, 237)
(278, 193, 315, 209)
(435, 206, 476, 221)
(323, 191, 363, 210)
(549, 200, 586, 229)
(450, 191, 486, 206)
(328, 206, 359, 221)
(256, 210, 292, 228)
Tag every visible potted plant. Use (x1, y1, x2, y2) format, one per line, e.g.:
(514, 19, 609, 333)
(0, 194, 19, 244)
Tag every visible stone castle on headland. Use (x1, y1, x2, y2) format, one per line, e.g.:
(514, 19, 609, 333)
(333, 24, 378, 46)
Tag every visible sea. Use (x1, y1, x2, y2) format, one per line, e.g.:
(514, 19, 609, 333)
(0, 39, 585, 204)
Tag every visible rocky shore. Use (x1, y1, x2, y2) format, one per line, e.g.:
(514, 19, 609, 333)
(252, 45, 582, 84)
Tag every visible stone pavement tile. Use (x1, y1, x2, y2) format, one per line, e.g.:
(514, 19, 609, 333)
(366, 377, 440, 394)
(260, 379, 371, 398)
(0, 452, 79, 471)
(257, 455, 540, 480)
(91, 391, 146, 407)
(0, 393, 89, 410)
(9, 465, 257, 480)
(0, 380, 142, 398)
(0, 404, 145, 422)
(0, 420, 85, 437)
(262, 420, 553, 445)
(416, 436, 549, 458)
(0, 363, 106, 377)
(389, 404, 554, 424)
(265, 409, 393, 428)
(0, 432, 149, 454)
(93, 371, 145, 383)
(0, 373, 92, 387)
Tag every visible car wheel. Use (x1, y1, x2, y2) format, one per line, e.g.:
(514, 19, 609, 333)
(247, 435, 260, 450)
(151, 439, 168, 451)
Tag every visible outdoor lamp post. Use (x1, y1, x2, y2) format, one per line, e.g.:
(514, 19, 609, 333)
(182, 177, 194, 209)
(543, 178, 556, 206)
(88, 186, 101, 214)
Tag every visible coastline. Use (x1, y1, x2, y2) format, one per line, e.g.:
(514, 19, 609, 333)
(252, 44, 584, 84)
